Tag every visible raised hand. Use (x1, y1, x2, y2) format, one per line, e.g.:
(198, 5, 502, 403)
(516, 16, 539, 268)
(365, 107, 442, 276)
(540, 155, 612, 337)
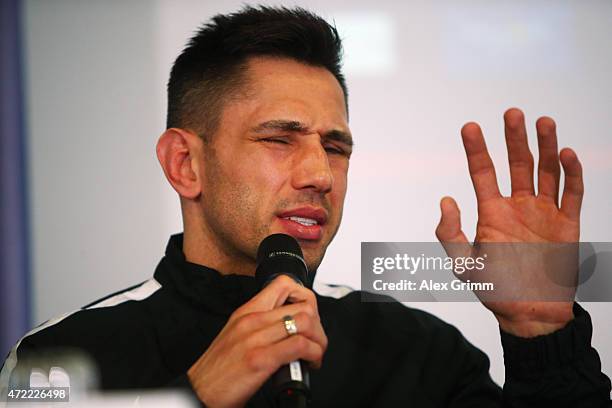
(435, 108, 584, 337)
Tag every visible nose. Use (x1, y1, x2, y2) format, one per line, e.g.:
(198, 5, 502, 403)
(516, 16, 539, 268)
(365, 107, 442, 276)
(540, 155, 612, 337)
(291, 139, 333, 194)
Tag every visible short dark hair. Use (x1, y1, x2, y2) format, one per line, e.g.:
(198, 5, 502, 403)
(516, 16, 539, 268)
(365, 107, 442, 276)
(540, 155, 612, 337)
(166, 5, 348, 140)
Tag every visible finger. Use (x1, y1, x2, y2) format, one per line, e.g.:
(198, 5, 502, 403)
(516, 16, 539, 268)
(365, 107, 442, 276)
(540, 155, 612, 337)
(559, 148, 583, 221)
(246, 311, 328, 352)
(435, 197, 469, 244)
(435, 197, 472, 274)
(461, 122, 502, 203)
(504, 108, 535, 197)
(262, 301, 321, 330)
(257, 334, 325, 372)
(234, 275, 317, 318)
(232, 300, 322, 339)
(536, 116, 561, 204)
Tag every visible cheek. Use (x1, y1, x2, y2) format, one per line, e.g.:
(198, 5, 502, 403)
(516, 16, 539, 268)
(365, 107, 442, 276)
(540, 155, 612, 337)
(248, 154, 290, 192)
(222, 155, 279, 190)
(229, 158, 288, 218)
(331, 168, 348, 204)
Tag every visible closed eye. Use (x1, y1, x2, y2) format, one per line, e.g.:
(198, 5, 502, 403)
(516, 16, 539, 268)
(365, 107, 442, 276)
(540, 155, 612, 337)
(262, 137, 290, 145)
(260, 137, 350, 157)
(325, 146, 344, 154)
(324, 144, 349, 157)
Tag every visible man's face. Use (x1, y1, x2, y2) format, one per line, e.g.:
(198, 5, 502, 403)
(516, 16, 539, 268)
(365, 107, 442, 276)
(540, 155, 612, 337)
(198, 57, 351, 273)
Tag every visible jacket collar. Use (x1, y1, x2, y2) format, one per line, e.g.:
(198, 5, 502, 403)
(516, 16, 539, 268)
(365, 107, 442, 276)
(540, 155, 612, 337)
(153, 233, 259, 315)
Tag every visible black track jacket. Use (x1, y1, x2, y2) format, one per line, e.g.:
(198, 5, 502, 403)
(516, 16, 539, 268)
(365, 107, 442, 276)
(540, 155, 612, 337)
(2, 234, 611, 407)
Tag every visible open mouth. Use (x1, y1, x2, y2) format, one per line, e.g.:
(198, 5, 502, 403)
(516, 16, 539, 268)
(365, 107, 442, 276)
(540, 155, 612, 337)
(276, 207, 328, 241)
(281, 216, 318, 227)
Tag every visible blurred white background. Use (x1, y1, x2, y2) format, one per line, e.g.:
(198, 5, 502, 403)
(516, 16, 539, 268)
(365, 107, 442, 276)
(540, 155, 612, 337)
(23, 0, 611, 386)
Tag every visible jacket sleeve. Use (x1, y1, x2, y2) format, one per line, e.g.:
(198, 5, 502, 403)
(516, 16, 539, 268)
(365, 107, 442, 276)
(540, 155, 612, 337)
(500, 302, 611, 407)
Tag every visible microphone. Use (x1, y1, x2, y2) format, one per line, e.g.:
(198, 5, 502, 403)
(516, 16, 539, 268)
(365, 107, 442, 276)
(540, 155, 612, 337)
(256, 234, 311, 408)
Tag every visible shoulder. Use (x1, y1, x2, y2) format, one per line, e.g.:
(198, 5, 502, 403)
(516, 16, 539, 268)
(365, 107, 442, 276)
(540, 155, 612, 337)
(316, 283, 481, 354)
(316, 284, 494, 388)
(1, 279, 166, 389)
(27, 278, 163, 344)
(316, 282, 455, 333)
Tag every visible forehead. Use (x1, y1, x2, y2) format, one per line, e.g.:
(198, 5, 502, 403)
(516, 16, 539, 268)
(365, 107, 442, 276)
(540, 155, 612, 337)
(222, 57, 348, 129)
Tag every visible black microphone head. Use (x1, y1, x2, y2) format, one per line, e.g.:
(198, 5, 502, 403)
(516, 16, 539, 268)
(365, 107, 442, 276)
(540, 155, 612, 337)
(256, 234, 309, 288)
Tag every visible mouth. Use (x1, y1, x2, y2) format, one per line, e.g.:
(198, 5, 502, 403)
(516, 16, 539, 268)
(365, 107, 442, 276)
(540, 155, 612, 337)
(282, 216, 319, 226)
(276, 207, 328, 241)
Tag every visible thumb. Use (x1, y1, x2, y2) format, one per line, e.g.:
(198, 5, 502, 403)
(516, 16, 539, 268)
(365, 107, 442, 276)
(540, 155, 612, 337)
(435, 197, 471, 266)
(435, 196, 468, 244)
(436, 197, 471, 258)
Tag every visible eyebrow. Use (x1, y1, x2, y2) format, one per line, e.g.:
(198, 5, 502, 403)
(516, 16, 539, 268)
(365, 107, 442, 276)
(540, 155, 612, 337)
(252, 119, 354, 148)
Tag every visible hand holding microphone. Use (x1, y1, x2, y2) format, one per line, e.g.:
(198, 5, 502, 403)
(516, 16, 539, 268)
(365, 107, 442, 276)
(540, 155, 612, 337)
(255, 234, 316, 408)
(187, 234, 326, 408)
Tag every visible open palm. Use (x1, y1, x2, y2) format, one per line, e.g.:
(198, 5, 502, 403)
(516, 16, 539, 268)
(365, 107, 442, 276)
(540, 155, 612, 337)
(436, 108, 583, 337)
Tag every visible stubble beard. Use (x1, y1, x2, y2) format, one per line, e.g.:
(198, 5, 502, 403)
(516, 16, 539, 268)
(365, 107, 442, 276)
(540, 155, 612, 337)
(201, 149, 340, 275)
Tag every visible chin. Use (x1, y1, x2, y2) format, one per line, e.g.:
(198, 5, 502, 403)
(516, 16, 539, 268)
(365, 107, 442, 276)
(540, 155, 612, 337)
(302, 247, 326, 270)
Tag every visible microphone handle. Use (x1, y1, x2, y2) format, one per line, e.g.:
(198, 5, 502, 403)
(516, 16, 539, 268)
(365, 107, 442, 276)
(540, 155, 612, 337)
(263, 273, 311, 408)
(271, 359, 309, 408)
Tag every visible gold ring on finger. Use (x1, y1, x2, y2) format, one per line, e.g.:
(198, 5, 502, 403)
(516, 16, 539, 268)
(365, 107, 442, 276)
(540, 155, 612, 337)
(283, 315, 298, 336)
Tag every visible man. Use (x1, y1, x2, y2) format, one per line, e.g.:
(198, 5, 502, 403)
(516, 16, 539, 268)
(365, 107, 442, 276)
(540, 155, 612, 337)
(1, 5, 610, 407)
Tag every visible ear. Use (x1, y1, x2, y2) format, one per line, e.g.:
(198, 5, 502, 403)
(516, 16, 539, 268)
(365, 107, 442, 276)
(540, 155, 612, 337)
(156, 128, 203, 199)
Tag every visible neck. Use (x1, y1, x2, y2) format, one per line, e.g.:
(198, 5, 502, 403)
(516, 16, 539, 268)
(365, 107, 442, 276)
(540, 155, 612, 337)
(182, 220, 256, 277)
